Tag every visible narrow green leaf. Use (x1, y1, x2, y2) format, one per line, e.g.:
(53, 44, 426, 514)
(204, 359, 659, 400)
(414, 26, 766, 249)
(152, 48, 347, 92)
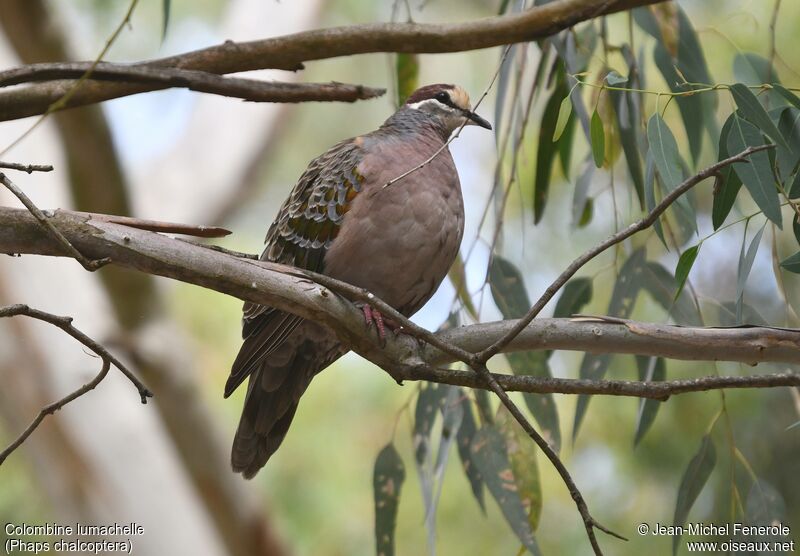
(557, 103, 576, 179)
(490, 257, 560, 452)
(413, 384, 448, 465)
(489, 255, 531, 318)
(712, 113, 744, 229)
(496, 405, 543, 531)
(633, 356, 666, 446)
(552, 95, 573, 142)
(161, 0, 171, 42)
(736, 221, 767, 305)
(728, 115, 782, 227)
(448, 252, 478, 320)
(791, 169, 800, 198)
(605, 70, 628, 85)
(793, 214, 800, 247)
(455, 395, 486, 513)
(494, 43, 517, 146)
(642, 262, 703, 326)
(505, 351, 560, 452)
(553, 277, 593, 318)
(395, 54, 419, 107)
(730, 83, 789, 149)
(471, 427, 542, 556)
(780, 251, 800, 273)
(672, 435, 717, 555)
(776, 108, 800, 182)
(647, 113, 683, 190)
(572, 158, 594, 226)
(733, 53, 776, 85)
(774, 84, 800, 111)
(374, 443, 406, 556)
(674, 244, 700, 300)
(644, 150, 667, 247)
(611, 87, 645, 208)
(535, 63, 568, 223)
(574, 249, 646, 440)
(654, 46, 705, 164)
(590, 108, 605, 168)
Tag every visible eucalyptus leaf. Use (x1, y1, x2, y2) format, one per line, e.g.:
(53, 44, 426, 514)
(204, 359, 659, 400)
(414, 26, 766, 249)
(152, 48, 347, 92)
(455, 394, 486, 513)
(535, 64, 568, 223)
(633, 356, 666, 446)
(471, 427, 542, 556)
(728, 115, 782, 227)
(448, 252, 478, 320)
(774, 84, 800, 111)
(161, 0, 171, 41)
(736, 221, 767, 320)
(553, 95, 573, 142)
(672, 435, 717, 555)
(496, 405, 543, 531)
(590, 108, 605, 168)
(374, 443, 406, 556)
(647, 113, 683, 190)
(395, 54, 419, 107)
(712, 113, 744, 229)
(780, 251, 800, 273)
(729, 83, 789, 149)
(574, 249, 646, 439)
(553, 277, 593, 318)
(489, 256, 560, 451)
(674, 244, 700, 300)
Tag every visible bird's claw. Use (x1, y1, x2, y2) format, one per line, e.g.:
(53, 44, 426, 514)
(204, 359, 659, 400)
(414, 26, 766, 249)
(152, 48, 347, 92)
(361, 304, 400, 346)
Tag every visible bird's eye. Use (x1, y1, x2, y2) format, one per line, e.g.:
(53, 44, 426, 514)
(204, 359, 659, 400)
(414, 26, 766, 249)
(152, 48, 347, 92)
(435, 92, 449, 104)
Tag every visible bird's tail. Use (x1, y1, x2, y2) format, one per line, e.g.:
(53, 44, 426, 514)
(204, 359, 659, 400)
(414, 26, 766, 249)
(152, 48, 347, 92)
(231, 368, 311, 479)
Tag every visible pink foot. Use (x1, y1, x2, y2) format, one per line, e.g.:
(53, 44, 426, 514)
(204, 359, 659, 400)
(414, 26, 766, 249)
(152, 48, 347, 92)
(362, 305, 401, 344)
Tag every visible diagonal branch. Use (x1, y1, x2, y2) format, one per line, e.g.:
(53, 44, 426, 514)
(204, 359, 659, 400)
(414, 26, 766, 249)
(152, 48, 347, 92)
(475, 144, 776, 364)
(0, 0, 667, 121)
(0, 304, 152, 466)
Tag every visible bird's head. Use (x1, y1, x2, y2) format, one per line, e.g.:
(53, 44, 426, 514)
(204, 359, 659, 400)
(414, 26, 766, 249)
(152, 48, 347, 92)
(404, 84, 492, 134)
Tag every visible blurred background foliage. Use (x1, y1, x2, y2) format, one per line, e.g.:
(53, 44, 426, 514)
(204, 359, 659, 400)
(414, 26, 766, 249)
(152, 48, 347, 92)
(0, 0, 798, 555)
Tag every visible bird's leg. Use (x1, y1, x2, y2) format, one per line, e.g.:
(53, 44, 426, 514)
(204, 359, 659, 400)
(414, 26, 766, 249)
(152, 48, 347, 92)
(361, 304, 402, 344)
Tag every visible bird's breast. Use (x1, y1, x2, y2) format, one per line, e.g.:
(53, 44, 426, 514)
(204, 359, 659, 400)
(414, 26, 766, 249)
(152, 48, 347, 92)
(323, 142, 464, 316)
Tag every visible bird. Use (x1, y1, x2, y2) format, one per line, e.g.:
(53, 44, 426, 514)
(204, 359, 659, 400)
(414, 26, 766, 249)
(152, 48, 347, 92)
(225, 83, 492, 478)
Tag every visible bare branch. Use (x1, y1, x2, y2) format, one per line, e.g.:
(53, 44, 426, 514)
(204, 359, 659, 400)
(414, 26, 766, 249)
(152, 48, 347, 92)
(0, 62, 385, 105)
(0, 0, 667, 121)
(3, 207, 798, 371)
(0, 304, 152, 466)
(0, 161, 53, 173)
(70, 211, 231, 238)
(475, 144, 776, 364)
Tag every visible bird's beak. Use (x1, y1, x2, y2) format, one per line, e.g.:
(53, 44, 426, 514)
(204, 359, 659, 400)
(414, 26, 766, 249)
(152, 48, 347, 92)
(463, 109, 492, 130)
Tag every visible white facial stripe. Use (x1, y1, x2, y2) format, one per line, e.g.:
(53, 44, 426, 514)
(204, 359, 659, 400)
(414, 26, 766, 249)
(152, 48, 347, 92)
(406, 98, 454, 111)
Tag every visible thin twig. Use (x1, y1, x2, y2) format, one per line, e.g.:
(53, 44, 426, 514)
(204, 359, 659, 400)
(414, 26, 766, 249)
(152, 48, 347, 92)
(0, 173, 110, 270)
(475, 144, 775, 364)
(0, 161, 53, 173)
(72, 210, 232, 238)
(0, 304, 151, 466)
(0, 63, 386, 104)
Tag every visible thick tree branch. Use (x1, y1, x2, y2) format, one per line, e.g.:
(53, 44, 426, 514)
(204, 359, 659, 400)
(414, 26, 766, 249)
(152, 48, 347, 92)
(1, 206, 798, 375)
(0, 304, 152, 466)
(0, 0, 666, 121)
(0, 62, 385, 105)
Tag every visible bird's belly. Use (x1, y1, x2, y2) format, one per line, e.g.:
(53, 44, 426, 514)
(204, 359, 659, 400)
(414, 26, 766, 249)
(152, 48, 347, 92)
(323, 182, 464, 316)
